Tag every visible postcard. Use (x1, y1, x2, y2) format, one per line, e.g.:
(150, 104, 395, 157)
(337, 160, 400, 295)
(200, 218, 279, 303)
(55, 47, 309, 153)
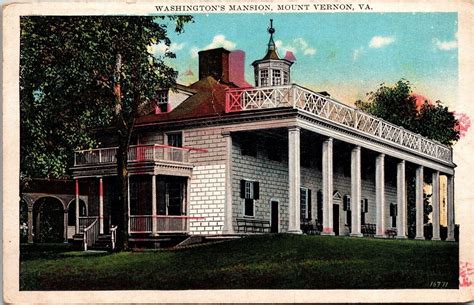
(2, 0, 474, 303)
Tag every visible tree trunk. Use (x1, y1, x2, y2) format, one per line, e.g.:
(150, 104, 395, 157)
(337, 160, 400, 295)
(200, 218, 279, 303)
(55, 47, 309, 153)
(115, 139, 129, 250)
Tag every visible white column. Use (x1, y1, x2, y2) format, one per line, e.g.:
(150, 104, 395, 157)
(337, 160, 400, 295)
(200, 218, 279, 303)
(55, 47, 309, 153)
(27, 206, 34, 243)
(99, 177, 104, 234)
(151, 175, 157, 236)
(64, 209, 68, 242)
(446, 175, 455, 241)
(321, 138, 334, 236)
(75, 179, 80, 234)
(415, 165, 425, 240)
(288, 126, 302, 234)
(222, 131, 234, 234)
(396, 160, 407, 239)
(350, 146, 362, 237)
(375, 153, 386, 238)
(431, 171, 441, 241)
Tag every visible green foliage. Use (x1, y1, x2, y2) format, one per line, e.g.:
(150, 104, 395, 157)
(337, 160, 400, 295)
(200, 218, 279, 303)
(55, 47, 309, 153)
(355, 79, 460, 146)
(20, 16, 192, 181)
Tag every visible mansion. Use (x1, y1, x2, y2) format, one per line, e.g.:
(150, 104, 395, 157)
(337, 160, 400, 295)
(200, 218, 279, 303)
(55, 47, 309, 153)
(22, 20, 457, 249)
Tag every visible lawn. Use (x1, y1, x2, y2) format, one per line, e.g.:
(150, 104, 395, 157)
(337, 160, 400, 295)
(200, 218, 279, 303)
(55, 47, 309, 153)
(20, 234, 459, 290)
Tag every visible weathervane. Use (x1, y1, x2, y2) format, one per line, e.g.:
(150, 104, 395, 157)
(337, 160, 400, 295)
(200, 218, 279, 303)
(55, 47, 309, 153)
(268, 19, 275, 36)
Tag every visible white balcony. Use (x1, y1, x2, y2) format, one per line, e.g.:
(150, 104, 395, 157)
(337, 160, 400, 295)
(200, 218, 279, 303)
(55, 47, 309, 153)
(74, 144, 191, 166)
(225, 84, 452, 163)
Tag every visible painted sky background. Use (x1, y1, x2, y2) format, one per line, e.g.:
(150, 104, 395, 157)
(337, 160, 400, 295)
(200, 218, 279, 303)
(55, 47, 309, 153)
(153, 13, 458, 108)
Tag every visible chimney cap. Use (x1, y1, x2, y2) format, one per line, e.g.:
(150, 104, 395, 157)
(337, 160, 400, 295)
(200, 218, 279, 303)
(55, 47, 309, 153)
(198, 47, 231, 54)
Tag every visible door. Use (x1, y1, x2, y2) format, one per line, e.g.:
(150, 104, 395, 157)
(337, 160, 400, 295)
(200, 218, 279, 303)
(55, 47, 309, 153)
(333, 204, 339, 236)
(166, 182, 183, 215)
(271, 201, 279, 233)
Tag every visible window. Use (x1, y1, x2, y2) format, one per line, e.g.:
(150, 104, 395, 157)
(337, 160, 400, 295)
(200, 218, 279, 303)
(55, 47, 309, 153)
(167, 132, 183, 147)
(300, 187, 312, 221)
(156, 90, 169, 113)
(283, 70, 289, 85)
(361, 199, 368, 225)
(343, 195, 351, 226)
(390, 203, 397, 228)
(272, 69, 281, 86)
(166, 132, 183, 161)
(260, 69, 269, 87)
(240, 180, 259, 217)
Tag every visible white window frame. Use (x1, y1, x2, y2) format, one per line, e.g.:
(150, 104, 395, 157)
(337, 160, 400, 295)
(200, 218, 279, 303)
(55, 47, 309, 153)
(242, 179, 256, 217)
(272, 69, 282, 86)
(300, 187, 309, 221)
(344, 195, 351, 225)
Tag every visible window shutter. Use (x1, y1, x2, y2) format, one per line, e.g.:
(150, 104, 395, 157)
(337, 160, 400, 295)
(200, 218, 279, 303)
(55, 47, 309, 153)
(308, 189, 312, 220)
(347, 197, 351, 211)
(390, 203, 394, 217)
(253, 181, 260, 200)
(343, 196, 348, 211)
(364, 199, 368, 213)
(240, 180, 246, 198)
(394, 204, 397, 216)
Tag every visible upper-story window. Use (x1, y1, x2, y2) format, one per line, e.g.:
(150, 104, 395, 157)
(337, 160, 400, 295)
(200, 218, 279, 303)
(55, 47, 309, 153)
(156, 90, 169, 113)
(260, 69, 269, 87)
(166, 132, 183, 161)
(167, 132, 183, 147)
(272, 70, 282, 86)
(283, 70, 289, 85)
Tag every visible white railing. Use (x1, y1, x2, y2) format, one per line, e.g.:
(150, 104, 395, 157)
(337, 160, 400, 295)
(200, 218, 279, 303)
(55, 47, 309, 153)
(225, 84, 452, 163)
(83, 217, 99, 251)
(78, 216, 97, 233)
(129, 215, 192, 233)
(74, 144, 192, 166)
(110, 225, 118, 250)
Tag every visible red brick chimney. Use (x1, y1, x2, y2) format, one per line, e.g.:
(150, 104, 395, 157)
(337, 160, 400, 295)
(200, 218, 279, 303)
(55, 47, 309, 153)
(198, 48, 230, 83)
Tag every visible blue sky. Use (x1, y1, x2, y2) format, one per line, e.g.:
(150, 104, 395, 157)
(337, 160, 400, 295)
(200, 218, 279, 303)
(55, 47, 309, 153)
(153, 13, 458, 108)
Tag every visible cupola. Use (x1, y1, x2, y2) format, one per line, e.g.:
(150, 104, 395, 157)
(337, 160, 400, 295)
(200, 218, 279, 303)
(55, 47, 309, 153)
(252, 19, 293, 87)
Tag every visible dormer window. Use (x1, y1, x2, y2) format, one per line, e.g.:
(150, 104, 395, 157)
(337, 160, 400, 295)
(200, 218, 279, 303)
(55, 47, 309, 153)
(156, 90, 169, 114)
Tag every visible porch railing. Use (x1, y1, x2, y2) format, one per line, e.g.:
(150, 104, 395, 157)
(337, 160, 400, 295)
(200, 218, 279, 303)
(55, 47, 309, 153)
(78, 216, 98, 233)
(225, 84, 452, 163)
(110, 225, 118, 250)
(83, 217, 99, 251)
(129, 215, 195, 233)
(74, 144, 195, 166)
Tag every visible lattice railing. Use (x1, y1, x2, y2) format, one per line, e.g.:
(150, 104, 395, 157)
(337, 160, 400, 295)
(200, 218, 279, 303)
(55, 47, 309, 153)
(226, 85, 452, 163)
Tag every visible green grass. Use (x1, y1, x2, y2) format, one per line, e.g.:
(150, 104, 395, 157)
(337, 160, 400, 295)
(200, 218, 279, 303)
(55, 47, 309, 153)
(20, 234, 458, 290)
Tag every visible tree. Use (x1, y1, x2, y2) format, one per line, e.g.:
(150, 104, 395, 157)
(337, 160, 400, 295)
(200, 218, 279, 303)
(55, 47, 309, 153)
(20, 16, 192, 249)
(357, 80, 458, 239)
(355, 79, 459, 146)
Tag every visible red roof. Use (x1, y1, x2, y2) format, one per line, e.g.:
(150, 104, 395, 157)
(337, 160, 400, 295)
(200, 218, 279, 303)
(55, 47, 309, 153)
(136, 76, 235, 125)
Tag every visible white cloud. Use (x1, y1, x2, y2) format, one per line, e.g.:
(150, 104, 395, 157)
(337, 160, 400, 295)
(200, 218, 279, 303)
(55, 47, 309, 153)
(190, 46, 200, 58)
(204, 34, 237, 51)
(151, 42, 185, 55)
(276, 37, 316, 56)
(433, 33, 458, 51)
(369, 35, 395, 48)
(352, 47, 364, 61)
(189, 35, 237, 58)
(275, 40, 297, 54)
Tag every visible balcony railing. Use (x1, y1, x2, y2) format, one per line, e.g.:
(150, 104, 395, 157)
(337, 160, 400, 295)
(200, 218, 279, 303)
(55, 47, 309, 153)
(74, 144, 193, 166)
(129, 215, 199, 233)
(226, 84, 452, 163)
